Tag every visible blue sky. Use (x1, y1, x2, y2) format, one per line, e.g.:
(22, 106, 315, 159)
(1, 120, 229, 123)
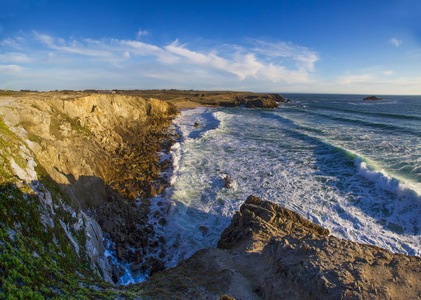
(1, 0, 421, 94)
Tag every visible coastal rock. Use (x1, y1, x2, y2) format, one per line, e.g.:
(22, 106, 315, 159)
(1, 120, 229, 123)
(363, 95, 383, 100)
(140, 195, 421, 299)
(224, 175, 231, 188)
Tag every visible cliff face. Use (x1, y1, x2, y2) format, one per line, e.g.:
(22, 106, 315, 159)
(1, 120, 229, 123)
(0, 92, 177, 296)
(139, 196, 421, 299)
(1, 93, 176, 208)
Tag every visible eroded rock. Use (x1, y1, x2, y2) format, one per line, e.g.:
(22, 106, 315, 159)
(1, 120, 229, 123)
(140, 195, 421, 299)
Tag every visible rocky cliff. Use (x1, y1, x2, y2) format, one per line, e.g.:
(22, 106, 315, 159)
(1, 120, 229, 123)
(1, 91, 420, 299)
(139, 196, 421, 299)
(0, 92, 177, 297)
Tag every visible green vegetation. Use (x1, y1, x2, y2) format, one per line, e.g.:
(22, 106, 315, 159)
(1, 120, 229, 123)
(49, 109, 91, 139)
(0, 118, 26, 183)
(0, 179, 142, 299)
(0, 119, 135, 299)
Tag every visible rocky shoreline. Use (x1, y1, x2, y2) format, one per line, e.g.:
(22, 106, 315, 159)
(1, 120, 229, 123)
(138, 196, 421, 299)
(1, 90, 420, 299)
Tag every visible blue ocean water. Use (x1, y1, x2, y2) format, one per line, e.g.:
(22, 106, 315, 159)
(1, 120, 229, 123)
(156, 94, 421, 270)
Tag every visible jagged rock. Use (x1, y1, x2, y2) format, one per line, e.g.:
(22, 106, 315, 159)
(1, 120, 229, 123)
(140, 195, 421, 299)
(149, 259, 165, 276)
(130, 263, 142, 272)
(82, 213, 113, 283)
(244, 98, 279, 108)
(116, 244, 124, 260)
(146, 183, 157, 198)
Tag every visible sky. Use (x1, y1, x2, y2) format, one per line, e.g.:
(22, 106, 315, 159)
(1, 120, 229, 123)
(1, 0, 421, 94)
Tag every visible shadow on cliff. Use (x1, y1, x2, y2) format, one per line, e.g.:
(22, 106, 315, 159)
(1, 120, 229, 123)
(259, 112, 419, 238)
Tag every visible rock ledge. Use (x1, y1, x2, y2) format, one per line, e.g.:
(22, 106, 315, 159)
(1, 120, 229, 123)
(140, 195, 421, 299)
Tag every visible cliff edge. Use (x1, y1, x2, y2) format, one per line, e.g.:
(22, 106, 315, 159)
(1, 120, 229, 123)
(139, 196, 421, 299)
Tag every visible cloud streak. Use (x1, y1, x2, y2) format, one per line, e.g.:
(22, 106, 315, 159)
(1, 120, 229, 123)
(1, 31, 420, 94)
(1, 31, 318, 90)
(389, 38, 402, 47)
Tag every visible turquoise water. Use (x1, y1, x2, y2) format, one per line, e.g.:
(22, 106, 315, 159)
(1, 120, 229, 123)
(161, 94, 421, 268)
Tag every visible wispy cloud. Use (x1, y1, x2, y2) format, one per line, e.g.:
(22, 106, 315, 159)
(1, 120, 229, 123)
(2, 31, 419, 94)
(337, 74, 375, 86)
(136, 29, 149, 39)
(1, 32, 318, 89)
(0, 64, 23, 73)
(0, 53, 31, 63)
(1, 36, 25, 49)
(34, 31, 113, 58)
(389, 38, 402, 47)
(251, 40, 319, 72)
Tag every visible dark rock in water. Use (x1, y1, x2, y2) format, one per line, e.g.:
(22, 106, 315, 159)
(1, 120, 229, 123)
(130, 263, 142, 272)
(363, 95, 383, 100)
(194, 122, 199, 127)
(224, 175, 231, 188)
(158, 217, 167, 226)
(146, 183, 157, 198)
(142, 199, 152, 206)
(116, 244, 124, 260)
(199, 225, 209, 236)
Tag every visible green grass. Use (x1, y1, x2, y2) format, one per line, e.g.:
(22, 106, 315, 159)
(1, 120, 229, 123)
(0, 182, 131, 299)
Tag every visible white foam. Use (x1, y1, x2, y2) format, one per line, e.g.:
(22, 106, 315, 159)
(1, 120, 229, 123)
(161, 106, 421, 263)
(355, 156, 421, 200)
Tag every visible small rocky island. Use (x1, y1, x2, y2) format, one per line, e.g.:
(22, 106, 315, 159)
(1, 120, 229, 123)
(363, 95, 383, 101)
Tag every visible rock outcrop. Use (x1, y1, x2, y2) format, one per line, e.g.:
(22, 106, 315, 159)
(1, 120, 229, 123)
(363, 95, 383, 101)
(139, 195, 421, 299)
(217, 93, 283, 108)
(0, 92, 178, 285)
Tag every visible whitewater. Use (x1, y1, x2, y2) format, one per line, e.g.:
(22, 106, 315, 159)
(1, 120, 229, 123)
(117, 94, 421, 284)
(158, 94, 421, 267)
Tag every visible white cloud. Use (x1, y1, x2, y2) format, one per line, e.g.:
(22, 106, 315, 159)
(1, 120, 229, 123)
(0, 65, 23, 73)
(252, 40, 319, 72)
(382, 70, 394, 76)
(337, 74, 375, 86)
(0, 32, 321, 91)
(389, 38, 402, 47)
(136, 29, 148, 39)
(1, 36, 25, 49)
(0, 53, 31, 63)
(34, 31, 113, 58)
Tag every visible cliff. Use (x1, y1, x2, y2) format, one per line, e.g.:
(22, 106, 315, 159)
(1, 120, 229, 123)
(0, 92, 177, 297)
(1, 91, 419, 299)
(139, 196, 421, 299)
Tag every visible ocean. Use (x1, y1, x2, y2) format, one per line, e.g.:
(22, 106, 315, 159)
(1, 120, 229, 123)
(161, 94, 421, 269)
(117, 94, 421, 284)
